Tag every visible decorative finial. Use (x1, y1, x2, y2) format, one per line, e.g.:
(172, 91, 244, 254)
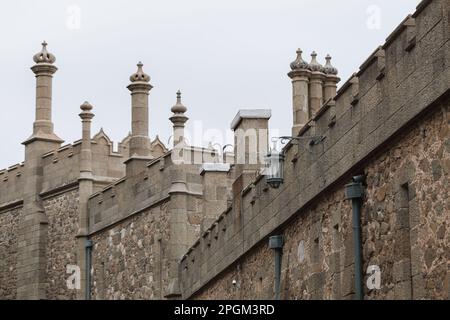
(290, 48, 309, 71)
(79, 101, 94, 120)
(171, 90, 187, 114)
(323, 54, 338, 75)
(129, 61, 151, 82)
(33, 40, 56, 64)
(308, 51, 324, 72)
(80, 101, 93, 111)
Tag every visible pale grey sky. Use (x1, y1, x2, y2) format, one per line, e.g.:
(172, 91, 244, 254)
(0, 0, 420, 168)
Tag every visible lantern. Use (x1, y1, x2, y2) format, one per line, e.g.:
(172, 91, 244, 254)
(264, 149, 285, 189)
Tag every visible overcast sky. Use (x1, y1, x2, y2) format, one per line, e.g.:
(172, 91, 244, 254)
(0, 0, 420, 168)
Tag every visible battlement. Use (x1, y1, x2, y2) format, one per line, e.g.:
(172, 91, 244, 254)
(0, 162, 25, 211)
(87, 145, 225, 235)
(0, 128, 130, 208)
(180, 0, 450, 298)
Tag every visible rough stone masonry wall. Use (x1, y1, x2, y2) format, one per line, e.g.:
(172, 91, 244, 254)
(90, 201, 170, 300)
(43, 188, 80, 300)
(362, 106, 449, 300)
(0, 207, 22, 299)
(194, 105, 449, 300)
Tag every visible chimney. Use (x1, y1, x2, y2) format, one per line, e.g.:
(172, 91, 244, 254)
(127, 62, 153, 159)
(169, 90, 188, 148)
(308, 51, 325, 117)
(77, 101, 94, 299)
(79, 102, 94, 181)
(17, 42, 63, 299)
(24, 41, 63, 145)
(230, 109, 270, 230)
(231, 109, 271, 183)
(288, 49, 311, 136)
(323, 54, 340, 101)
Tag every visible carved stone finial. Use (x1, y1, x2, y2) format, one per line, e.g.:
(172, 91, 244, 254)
(80, 101, 93, 111)
(79, 101, 94, 120)
(33, 41, 56, 64)
(129, 61, 151, 83)
(171, 90, 187, 114)
(290, 48, 309, 71)
(308, 51, 324, 72)
(324, 54, 338, 75)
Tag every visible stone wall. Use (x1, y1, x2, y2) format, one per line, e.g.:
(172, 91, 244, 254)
(90, 201, 170, 299)
(43, 188, 80, 300)
(0, 206, 22, 299)
(362, 106, 449, 300)
(193, 104, 449, 300)
(180, 0, 450, 299)
(0, 164, 24, 206)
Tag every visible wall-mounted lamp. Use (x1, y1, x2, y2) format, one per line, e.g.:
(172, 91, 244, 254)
(264, 135, 325, 189)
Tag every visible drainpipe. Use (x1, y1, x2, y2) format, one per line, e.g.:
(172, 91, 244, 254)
(345, 175, 365, 300)
(269, 235, 284, 300)
(85, 239, 94, 300)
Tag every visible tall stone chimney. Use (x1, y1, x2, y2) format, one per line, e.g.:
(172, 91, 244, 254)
(288, 49, 339, 136)
(76, 101, 94, 299)
(323, 54, 340, 101)
(17, 42, 63, 299)
(230, 109, 271, 230)
(170, 90, 188, 147)
(288, 49, 311, 136)
(308, 51, 325, 117)
(24, 41, 63, 144)
(127, 62, 153, 159)
(231, 110, 271, 176)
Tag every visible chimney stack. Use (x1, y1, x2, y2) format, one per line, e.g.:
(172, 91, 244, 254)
(288, 49, 340, 136)
(169, 90, 188, 148)
(24, 41, 63, 144)
(323, 54, 340, 101)
(77, 101, 94, 299)
(288, 49, 311, 136)
(231, 109, 271, 181)
(308, 51, 325, 117)
(127, 62, 153, 159)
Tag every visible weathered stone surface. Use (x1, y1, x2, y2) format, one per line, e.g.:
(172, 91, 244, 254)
(0, 0, 448, 301)
(90, 202, 170, 300)
(0, 207, 21, 299)
(192, 101, 449, 300)
(43, 189, 79, 300)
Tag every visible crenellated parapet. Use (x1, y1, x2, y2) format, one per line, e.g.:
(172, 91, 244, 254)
(0, 163, 25, 210)
(179, 0, 450, 298)
(87, 145, 222, 235)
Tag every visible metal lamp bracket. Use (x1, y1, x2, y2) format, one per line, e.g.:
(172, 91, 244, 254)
(272, 135, 326, 156)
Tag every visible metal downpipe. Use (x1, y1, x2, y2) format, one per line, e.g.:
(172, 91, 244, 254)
(345, 175, 365, 300)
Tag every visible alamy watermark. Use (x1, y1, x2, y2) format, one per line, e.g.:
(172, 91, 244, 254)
(366, 265, 381, 290)
(366, 5, 382, 30)
(66, 4, 81, 30)
(66, 264, 80, 290)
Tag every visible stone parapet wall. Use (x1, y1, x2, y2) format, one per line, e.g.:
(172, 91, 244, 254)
(43, 189, 80, 300)
(0, 134, 126, 209)
(181, 0, 450, 299)
(90, 201, 169, 299)
(0, 206, 22, 299)
(193, 104, 449, 300)
(87, 147, 217, 235)
(0, 164, 24, 207)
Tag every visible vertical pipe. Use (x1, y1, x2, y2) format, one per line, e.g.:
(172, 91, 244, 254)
(269, 235, 284, 300)
(274, 249, 282, 300)
(351, 197, 363, 300)
(345, 175, 365, 300)
(85, 239, 93, 300)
